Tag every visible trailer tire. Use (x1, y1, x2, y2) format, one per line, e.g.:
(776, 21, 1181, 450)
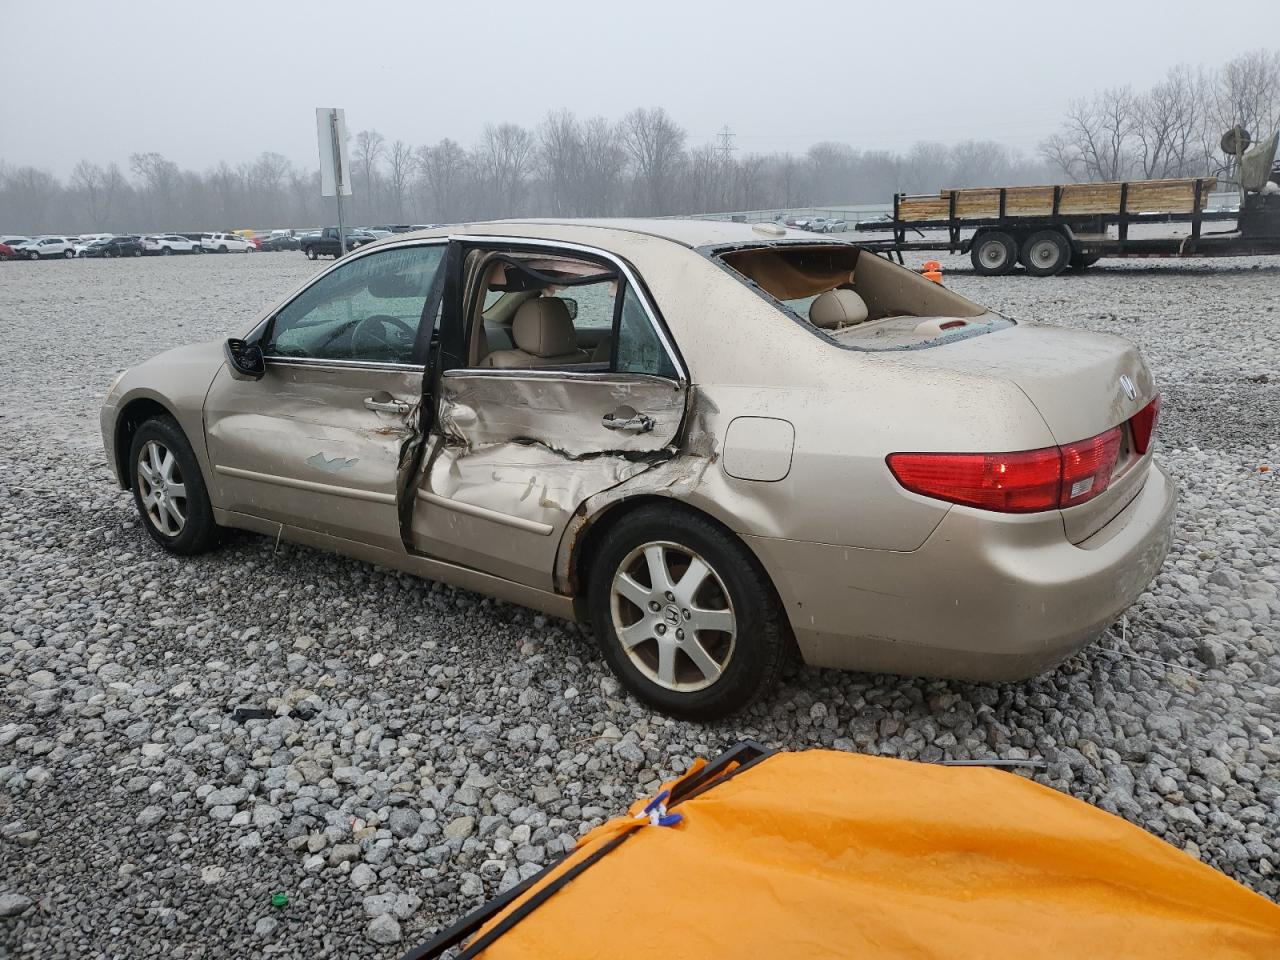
(1020, 230, 1071, 277)
(970, 231, 1018, 275)
(1069, 252, 1101, 271)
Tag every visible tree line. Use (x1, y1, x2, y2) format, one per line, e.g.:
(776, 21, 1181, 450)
(0, 107, 1053, 235)
(2, 48, 1275, 234)
(1040, 49, 1280, 181)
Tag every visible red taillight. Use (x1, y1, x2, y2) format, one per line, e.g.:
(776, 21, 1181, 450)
(1129, 395, 1160, 454)
(888, 426, 1125, 514)
(1059, 427, 1123, 506)
(887, 447, 1063, 513)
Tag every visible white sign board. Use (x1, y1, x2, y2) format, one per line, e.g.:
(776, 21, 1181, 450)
(316, 107, 352, 197)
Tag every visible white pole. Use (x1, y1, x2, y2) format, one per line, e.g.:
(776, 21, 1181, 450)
(331, 111, 347, 257)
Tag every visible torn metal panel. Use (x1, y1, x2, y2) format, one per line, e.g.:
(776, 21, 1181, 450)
(554, 452, 716, 594)
(410, 368, 690, 591)
(203, 362, 421, 551)
(438, 370, 685, 455)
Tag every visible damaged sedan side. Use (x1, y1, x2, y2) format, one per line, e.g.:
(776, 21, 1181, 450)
(101, 218, 1176, 720)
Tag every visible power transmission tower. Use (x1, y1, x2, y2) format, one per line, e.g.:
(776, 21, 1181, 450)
(717, 125, 737, 163)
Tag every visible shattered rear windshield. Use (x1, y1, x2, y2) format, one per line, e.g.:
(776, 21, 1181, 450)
(715, 243, 1011, 351)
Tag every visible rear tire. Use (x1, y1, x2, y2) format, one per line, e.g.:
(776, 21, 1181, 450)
(305, 247, 317, 260)
(970, 231, 1018, 275)
(63, 249, 74, 259)
(1019, 230, 1071, 277)
(128, 416, 219, 556)
(133, 248, 143, 257)
(588, 505, 787, 721)
(162, 247, 172, 256)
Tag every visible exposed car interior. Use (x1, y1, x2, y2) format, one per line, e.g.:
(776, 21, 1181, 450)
(467, 253, 619, 369)
(718, 244, 1007, 350)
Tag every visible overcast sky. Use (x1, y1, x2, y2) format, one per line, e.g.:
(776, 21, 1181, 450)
(2, 0, 1273, 177)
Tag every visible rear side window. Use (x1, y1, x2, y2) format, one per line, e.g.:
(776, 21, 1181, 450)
(616, 285, 676, 378)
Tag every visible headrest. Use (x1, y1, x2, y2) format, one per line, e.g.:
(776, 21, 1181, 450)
(809, 288, 869, 329)
(513, 298, 577, 357)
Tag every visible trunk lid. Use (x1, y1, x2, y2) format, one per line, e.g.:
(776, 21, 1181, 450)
(887, 322, 1157, 542)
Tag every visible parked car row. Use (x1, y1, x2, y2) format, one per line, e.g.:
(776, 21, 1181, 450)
(1, 224, 441, 262)
(779, 216, 849, 233)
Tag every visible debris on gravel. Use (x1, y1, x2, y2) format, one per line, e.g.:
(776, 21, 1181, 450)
(0, 253, 1277, 958)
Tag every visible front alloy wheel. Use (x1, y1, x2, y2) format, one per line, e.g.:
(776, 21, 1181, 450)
(610, 542, 736, 693)
(128, 416, 219, 555)
(136, 440, 187, 537)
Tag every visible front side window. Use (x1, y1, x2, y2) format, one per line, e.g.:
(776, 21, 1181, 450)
(265, 244, 446, 364)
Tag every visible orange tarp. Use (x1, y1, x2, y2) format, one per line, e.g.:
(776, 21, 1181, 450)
(470, 750, 1280, 959)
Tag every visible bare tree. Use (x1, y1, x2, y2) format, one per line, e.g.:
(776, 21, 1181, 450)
(417, 138, 471, 222)
(1211, 49, 1280, 144)
(1040, 87, 1136, 181)
(621, 107, 686, 214)
(386, 140, 414, 221)
(70, 160, 109, 227)
(580, 116, 627, 215)
(538, 110, 586, 215)
(476, 123, 535, 216)
(352, 129, 386, 219)
(1135, 65, 1206, 179)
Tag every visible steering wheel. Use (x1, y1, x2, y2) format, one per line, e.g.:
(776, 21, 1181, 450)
(350, 314, 415, 357)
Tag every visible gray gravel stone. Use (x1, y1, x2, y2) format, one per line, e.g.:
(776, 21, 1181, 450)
(367, 913, 402, 944)
(0, 893, 33, 917)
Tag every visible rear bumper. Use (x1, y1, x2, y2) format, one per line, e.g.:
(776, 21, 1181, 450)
(746, 462, 1178, 682)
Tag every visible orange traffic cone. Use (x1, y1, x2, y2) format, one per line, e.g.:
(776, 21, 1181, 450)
(922, 260, 943, 283)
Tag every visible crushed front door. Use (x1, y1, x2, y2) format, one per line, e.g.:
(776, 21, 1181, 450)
(204, 241, 448, 552)
(411, 369, 687, 590)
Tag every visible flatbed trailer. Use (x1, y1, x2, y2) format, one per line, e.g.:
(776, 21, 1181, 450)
(855, 166, 1280, 276)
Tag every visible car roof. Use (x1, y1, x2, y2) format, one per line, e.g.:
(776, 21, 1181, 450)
(396, 217, 837, 252)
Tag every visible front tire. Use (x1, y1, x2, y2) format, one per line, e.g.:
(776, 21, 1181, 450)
(162, 247, 172, 256)
(305, 247, 317, 260)
(588, 505, 787, 720)
(970, 231, 1017, 275)
(1019, 230, 1071, 276)
(128, 416, 219, 556)
(27, 251, 39, 261)
(63, 249, 74, 259)
(133, 248, 143, 257)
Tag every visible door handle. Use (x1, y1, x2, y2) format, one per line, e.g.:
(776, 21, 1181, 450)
(364, 396, 412, 415)
(601, 409, 655, 433)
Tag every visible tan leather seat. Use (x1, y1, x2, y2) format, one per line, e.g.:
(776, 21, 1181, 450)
(481, 298, 589, 368)
(809, 288, 869, 329)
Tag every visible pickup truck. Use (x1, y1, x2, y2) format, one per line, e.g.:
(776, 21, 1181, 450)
(300, 227, 376, 260)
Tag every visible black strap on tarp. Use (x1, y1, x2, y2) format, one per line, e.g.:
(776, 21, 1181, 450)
(398, 740, 774, 960)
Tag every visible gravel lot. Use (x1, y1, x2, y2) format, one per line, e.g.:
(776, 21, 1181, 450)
(1, 249, 1277, 957)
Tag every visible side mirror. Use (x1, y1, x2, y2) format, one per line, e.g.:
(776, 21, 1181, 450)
(224, 338, 265, 381)
(558, 297, 578, 320)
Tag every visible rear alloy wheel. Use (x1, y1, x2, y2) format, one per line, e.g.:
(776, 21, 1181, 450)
(589, 506, 787, 720)
(970, 231, 1017, 275)
(129, 417, 219, 555)
(1019, 230, 1071, 277)
(305, 247, 317, 260)
(63, 249, 74, 259)
(162, 247, 172, 256)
